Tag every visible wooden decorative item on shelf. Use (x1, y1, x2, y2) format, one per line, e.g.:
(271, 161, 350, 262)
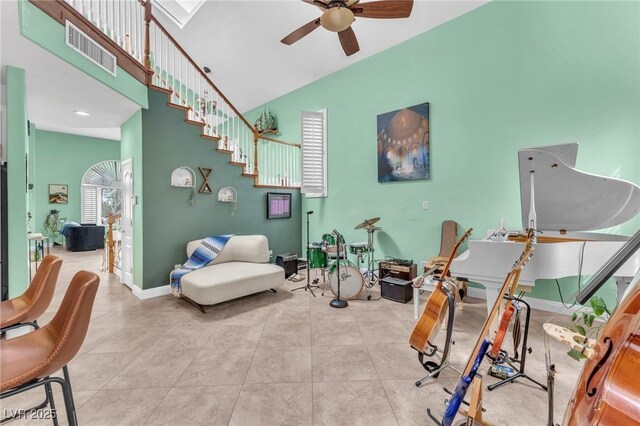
(198, 167, 212, 193)
(107, 213, 121, 274)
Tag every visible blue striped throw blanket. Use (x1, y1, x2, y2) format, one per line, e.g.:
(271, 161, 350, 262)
(170, 235, 233, 297)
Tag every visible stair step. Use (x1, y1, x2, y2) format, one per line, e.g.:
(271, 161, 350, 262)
(216, 148, 234, 154)
(229, 161, 246, 167)
(201, 134, 221, 142)
(149, 84, 173, 95)
(185, 119, 204, 127)
(242, 172, 258, 178)
(167, 102, 190, 112)
(254, 184, 301, 189)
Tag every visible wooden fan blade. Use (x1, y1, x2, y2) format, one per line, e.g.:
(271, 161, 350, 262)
(338, 27, 360, 56)
(281, 19, 321, 45)
(302, 0, 328, 9)
(351, 0, 413, 19)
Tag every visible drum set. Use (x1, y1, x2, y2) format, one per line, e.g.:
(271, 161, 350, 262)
(308, 217, 382, 301)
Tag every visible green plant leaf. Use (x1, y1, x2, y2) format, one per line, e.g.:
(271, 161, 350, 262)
(586, 314, 596, 327)
(575, 325, 587, 336)
(590, 297, 607, 316)
(571, 312, 577, 322)
(582, 312, 589, 324)
(567, 349, 587, 362)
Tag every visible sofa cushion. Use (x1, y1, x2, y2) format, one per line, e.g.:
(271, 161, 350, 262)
(186, 235, 270, 265)
(180, 262, 284, 306)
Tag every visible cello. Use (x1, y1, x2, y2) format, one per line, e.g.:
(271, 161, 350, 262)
(557, 229, 640, 425)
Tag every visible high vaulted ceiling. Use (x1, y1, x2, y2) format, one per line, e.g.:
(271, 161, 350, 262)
(1, 1, 141, 140)
(154, 0, 488, 112)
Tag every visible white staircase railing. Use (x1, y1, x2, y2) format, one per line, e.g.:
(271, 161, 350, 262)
(257, 136, 301, 188)
(148, 14, 257, 176)
(56, 0, 300, 187)
(63, 0, 145, 63)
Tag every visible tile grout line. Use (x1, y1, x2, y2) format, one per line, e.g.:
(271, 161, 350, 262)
(227, 292, 276, 424)
(355, 301, 402, 426)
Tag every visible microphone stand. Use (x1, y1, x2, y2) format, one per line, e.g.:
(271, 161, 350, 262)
(292, 211, 319, 296)
(330, 229, 348, 309)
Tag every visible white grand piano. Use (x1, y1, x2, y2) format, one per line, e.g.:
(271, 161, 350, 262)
(451, 143, 640, 314)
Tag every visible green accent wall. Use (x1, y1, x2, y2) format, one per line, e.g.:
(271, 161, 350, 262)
(6, 66, 30, 297)
(33, 129, 120, 239)
(247, 1, 640, 307)
(17, 0, 148, 109)
(141, 90, 302, 289)
(120, 110, 144, 288)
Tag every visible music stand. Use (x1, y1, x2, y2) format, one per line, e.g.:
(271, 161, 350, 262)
(292, 211, 319, 296)
(330, 230, 348, 308)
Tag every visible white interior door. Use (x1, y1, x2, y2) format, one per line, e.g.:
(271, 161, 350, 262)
(121, 159, 134, 288)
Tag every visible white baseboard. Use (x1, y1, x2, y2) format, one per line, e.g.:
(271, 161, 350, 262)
(421, 281, 585, 316)
(132, 284, 171, 300)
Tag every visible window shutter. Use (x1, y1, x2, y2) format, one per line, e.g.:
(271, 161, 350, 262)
(82, 186, 98, 224)
(301, 110, 327, 197)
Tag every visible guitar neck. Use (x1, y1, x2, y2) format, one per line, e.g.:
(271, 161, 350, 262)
(437, 228, 472, 281)
(460, 251, 532, 376)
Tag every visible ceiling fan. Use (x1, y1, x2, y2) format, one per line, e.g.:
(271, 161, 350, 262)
(281, 0, 414, 56)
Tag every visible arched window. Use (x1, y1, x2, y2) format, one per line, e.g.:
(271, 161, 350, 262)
(81, 160, 121, 224)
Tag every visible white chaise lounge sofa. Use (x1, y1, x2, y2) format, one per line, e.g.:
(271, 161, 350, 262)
(178, 235, 285, 312)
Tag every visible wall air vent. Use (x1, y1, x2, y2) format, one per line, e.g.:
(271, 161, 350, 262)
(65, 21, 117, 76)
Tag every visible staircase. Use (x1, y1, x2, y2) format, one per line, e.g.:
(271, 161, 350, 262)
(51, 0, 301, 189)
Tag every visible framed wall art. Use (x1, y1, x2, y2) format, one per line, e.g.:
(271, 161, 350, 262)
(48, 184, 68, 204)
(377, 102, 430, 182)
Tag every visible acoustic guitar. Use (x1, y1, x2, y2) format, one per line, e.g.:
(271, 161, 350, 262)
(487, 229, 534, 361)
(409, 228, 473, 353)
(439, 235, 535, 426)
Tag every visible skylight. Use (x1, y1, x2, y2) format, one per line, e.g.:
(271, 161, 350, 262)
(153, 0, 206, 29)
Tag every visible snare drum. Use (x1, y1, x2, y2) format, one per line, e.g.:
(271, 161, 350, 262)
(308, 243, 327, 269)
(329, 261, 364, 300)
(349, 242, 370, 255)
(322, 233, 346, 256)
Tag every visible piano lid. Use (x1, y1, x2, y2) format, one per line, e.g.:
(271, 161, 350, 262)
(519, 143, 640, 232)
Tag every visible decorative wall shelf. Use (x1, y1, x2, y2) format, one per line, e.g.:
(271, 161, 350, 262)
(217, 187, 237, 203)
(171, 167, 196, 188)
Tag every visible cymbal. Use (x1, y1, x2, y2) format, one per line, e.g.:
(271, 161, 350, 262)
(355, 217, 380, 230)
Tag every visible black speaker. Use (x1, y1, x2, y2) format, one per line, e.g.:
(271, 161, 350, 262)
(276, 255, 298, 278)
(380, 277, 413, 303)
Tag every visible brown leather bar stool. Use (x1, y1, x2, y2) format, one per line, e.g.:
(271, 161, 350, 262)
(0, 271, 100, 426)
(0, 255, 63, 333)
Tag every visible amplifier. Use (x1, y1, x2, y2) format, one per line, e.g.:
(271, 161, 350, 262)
(380, 277, 413, 303)
(379, 261, 417, 281)
(276, 254, 298, 278)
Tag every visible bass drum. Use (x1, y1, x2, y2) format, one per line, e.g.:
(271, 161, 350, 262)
(329, 262, 364, 300)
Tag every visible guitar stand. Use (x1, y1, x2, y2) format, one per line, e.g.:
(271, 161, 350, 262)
(415, 286, 460, 387)
(487, 296, 547, 392)
(426, 381, 488, 426)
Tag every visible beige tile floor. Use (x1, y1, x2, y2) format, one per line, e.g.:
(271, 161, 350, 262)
(3, 248, 584, 425)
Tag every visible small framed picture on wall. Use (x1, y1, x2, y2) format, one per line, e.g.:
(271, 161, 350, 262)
(49, 184, 68, 204)
(266, 192, 291, 219)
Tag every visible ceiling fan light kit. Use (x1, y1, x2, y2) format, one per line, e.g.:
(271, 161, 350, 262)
(282, 0, 414, 56)
(320, 7, 355, 32)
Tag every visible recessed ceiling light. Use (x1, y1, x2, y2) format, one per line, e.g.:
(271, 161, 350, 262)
(74, 110, 91, 117)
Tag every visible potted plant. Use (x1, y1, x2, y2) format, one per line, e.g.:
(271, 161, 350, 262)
(567, 296, 611, 361)
(43, 209, 67, 246)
